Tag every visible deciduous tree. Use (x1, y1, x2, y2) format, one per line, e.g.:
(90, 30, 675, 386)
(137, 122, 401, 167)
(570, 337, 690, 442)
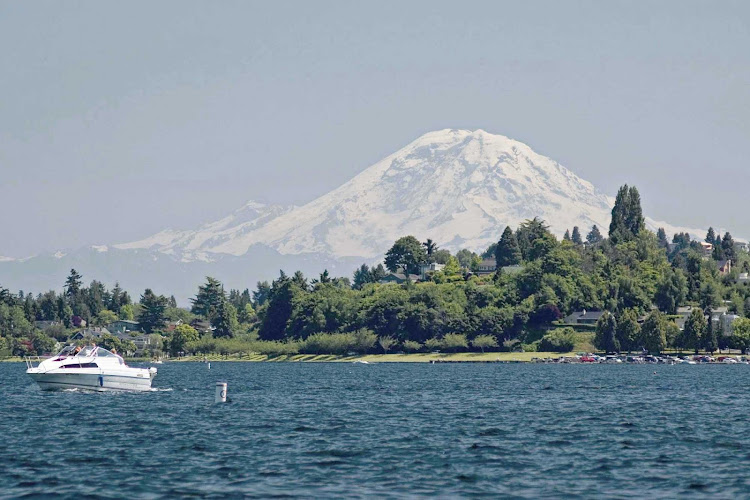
(385, 236, 427, 275)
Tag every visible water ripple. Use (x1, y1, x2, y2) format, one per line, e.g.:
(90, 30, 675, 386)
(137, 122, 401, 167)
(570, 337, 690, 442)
(2, 363, 750, 498)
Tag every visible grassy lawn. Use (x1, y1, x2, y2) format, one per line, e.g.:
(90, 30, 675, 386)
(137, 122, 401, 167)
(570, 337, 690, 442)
(171, 351, 576, 363)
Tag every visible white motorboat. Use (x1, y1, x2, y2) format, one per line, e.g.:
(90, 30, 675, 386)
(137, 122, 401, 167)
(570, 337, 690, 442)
(26, 344, 157, 392)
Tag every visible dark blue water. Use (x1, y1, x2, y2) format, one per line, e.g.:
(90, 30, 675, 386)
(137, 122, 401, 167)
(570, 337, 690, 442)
(2, 362, 750, 498)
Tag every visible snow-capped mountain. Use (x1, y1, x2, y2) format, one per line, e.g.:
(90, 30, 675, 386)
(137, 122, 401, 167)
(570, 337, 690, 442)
(114, 201, 294, 262)
(116, 129, 698, 261)
(0, 128, 704, 301)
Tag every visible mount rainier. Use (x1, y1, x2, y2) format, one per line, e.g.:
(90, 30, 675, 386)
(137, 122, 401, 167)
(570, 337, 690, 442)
(0, 129, 701, 301)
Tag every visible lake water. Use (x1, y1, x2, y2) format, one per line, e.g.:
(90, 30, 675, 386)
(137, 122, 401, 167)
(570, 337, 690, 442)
(2, 362, 749, 498)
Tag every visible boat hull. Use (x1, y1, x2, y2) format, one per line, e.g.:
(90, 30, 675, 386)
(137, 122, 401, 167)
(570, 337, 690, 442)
(28, 370, 154, 392)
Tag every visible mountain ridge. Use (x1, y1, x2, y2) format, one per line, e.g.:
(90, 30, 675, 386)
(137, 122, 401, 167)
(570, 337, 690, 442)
(112, 128, 701, 261)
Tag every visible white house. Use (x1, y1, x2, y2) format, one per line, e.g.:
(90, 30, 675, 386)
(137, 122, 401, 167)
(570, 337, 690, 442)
(419, 262, 445, 280)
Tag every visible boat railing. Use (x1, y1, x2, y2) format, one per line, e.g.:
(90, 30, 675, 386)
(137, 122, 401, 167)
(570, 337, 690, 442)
(24, 355, 51, 370)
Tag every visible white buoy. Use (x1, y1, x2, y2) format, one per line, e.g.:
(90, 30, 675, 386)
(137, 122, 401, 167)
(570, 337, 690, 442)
(215, 382, 227, 403)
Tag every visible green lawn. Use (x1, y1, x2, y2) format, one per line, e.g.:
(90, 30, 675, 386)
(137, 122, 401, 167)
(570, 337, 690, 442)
(171, 351, 575, 363)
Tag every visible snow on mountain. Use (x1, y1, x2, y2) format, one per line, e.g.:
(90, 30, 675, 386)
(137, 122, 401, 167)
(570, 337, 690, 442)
(120, 129, 700, 261)
(0, 255, 15, 263)
(0, 128, 711, 302)
(114, 201, 295, 261)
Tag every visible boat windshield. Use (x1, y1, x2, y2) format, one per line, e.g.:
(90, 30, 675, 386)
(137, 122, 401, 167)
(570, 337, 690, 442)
(77, 345, 96, 357)
(94, 347, 117, 357)
(56, 345, 77, 357)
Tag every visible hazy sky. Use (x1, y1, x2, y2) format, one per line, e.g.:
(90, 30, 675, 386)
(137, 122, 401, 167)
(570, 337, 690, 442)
(1, 1, 749, 257)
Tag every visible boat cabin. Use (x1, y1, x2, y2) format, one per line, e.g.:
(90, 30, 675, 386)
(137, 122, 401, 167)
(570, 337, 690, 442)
(55, 345, 123, 363)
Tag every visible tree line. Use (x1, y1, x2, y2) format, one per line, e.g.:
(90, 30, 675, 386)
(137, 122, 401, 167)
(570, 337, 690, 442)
(3, 184, 750, 357)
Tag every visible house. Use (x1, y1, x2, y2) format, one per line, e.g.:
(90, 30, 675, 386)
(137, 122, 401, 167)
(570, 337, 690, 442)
(106, 319, 141, 334)
(737, 272, 750, 285)
(734, 242, 749, 254)
(69, 327, 151, 355)
(476, 259, 497, 275)
(125, 333, 152, 354)
(70, 327, 112, 341)
(699, 241, 713, 257)
(709, 306, 729, 330)
(190, 319, 214, 334)
(563, 310, 605, 325)
(719, 313, 741, 336)
(675, 306, 736, 335)
(165, 319, 184, 332)
(419, 262, 445, 280)
(717, 259, 732, 275)
(379, 272, 420, 284)
(674, 306, 706, 330)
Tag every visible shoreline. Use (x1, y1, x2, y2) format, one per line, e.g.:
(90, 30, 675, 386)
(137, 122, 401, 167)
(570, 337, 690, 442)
(4, 351, 745, 364)
(1, 352, 563, 363)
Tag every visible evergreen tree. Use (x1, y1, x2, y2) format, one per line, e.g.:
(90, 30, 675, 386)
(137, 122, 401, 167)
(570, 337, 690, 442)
(571, 226, 583, 245)
(721, 232, 736, 261)
(384, 236, 427, 275)
(609, 185, 645, 244)
(109, 282, 122, 313)
(515, 218, 550, 260)
(213, 298, 239, 338)
(683, 308, 706, 354)
(586, 225, 604, 245)
(353, 264, 372, 290)
(705, 227, 716, 244)
(258, 272, 298, 341)
(712, 242, 725, 260)
(191, 277, 225, 322)
(657, 227, 669, 248)
(370, 264, 387, 282)
(292, 271, 308, 291)
(64, 269, 83, 298)
(139, 289, 167, 333)
(594, 311, 619, 353)
(495, 226, 522, 267)
(423, 239, 438, 262)
(253, 281, 271, 306)
(563, 229, 571, 241)
(625, 186, 646, 237)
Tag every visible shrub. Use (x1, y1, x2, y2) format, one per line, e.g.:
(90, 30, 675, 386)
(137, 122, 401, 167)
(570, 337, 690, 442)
(521, 342, 538, 352)
(503, 338, 521, 352)
(186, 336, 218, 354)
(250, 340, 300, 356)
(352, 328, 377, 353)
(471, 334, 499, 353)
(403, 340, 422, 352)
(300, 333, 355, 355)
(538, 328, 576, 353)
(378, 335, 397, 353)
(441, 333, 468, 352)
(424, 337, 442, 351)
